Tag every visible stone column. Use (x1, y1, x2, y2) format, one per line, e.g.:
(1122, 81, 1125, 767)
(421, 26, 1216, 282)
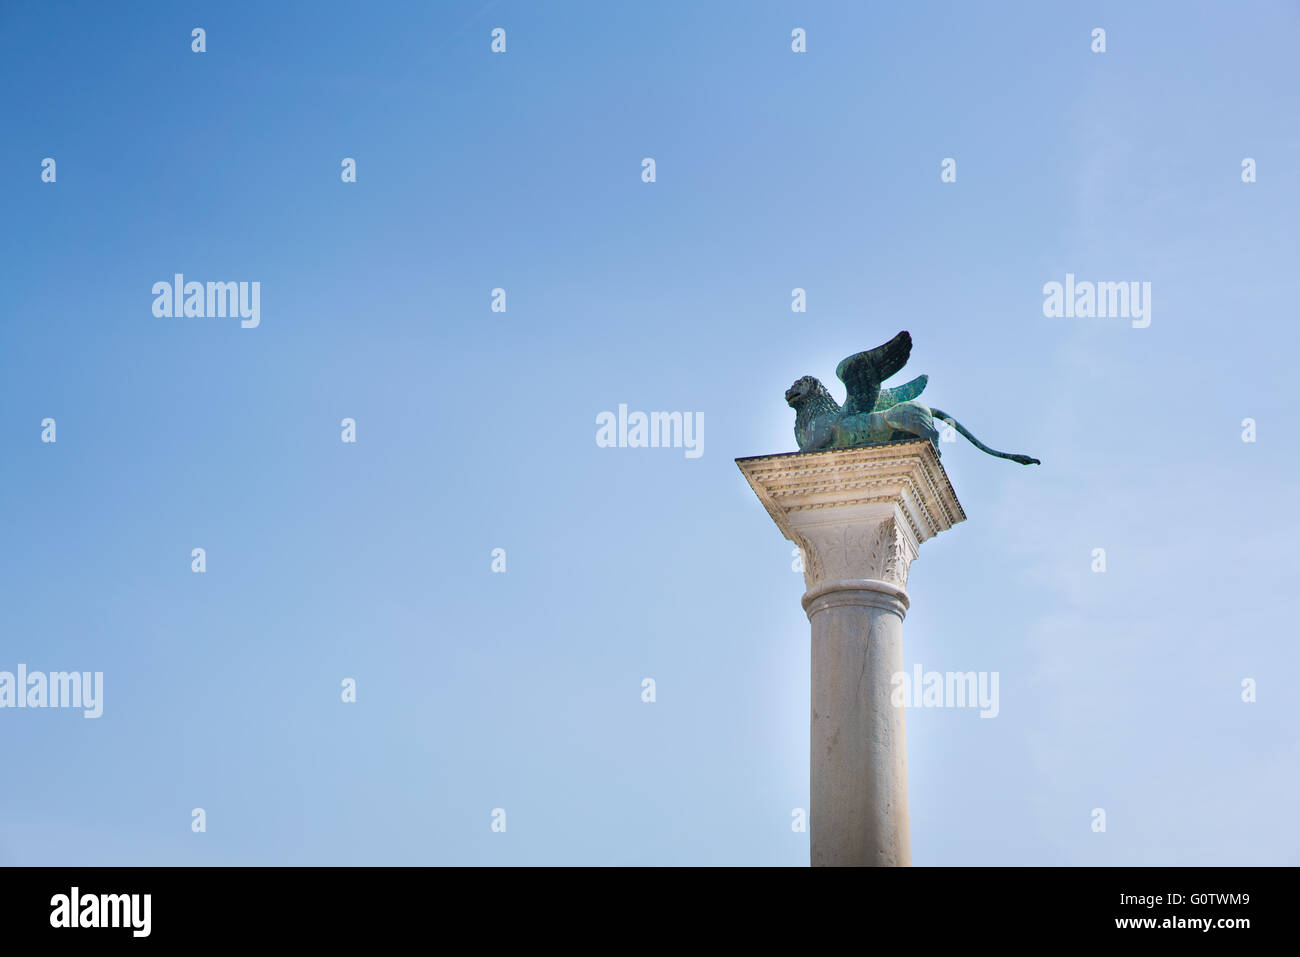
(736, 441, 965, 867)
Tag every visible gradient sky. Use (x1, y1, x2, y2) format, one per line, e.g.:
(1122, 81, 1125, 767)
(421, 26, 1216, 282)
(1, 0, 1298, 865)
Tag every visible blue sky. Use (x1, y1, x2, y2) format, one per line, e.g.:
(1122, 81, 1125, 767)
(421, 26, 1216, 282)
(1, 0, 1297, 865)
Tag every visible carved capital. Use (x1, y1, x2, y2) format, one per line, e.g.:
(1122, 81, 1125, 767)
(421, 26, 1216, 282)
(794, 516, 918, 591)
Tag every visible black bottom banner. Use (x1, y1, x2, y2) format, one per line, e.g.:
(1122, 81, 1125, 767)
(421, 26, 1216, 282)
(0, 865, 1283, 944)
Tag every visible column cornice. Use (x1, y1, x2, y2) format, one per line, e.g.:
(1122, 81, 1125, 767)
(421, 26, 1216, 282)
(737, 441, 966, 593)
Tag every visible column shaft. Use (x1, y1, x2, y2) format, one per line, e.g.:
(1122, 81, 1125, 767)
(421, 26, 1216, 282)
(805, 580, 910, 867)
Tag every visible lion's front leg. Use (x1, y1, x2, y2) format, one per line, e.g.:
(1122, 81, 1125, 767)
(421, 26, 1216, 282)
(881, 401, 940, 451)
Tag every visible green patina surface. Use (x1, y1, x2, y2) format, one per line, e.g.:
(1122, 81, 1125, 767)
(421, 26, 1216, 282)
(784, 331, 1040, 466)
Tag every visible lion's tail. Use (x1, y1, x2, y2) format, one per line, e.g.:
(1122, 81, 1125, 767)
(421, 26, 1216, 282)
(929, 408, 1040, 466)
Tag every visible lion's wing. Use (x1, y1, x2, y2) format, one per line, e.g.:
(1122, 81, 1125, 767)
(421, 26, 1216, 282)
(872, 374, 928, 411)
(836, 331, 912, 416)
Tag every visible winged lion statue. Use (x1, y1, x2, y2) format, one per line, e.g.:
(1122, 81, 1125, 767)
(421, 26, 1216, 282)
(784, 331, 1040, 465)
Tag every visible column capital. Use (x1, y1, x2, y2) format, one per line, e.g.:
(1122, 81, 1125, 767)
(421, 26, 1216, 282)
(737, 440, 966, 593)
